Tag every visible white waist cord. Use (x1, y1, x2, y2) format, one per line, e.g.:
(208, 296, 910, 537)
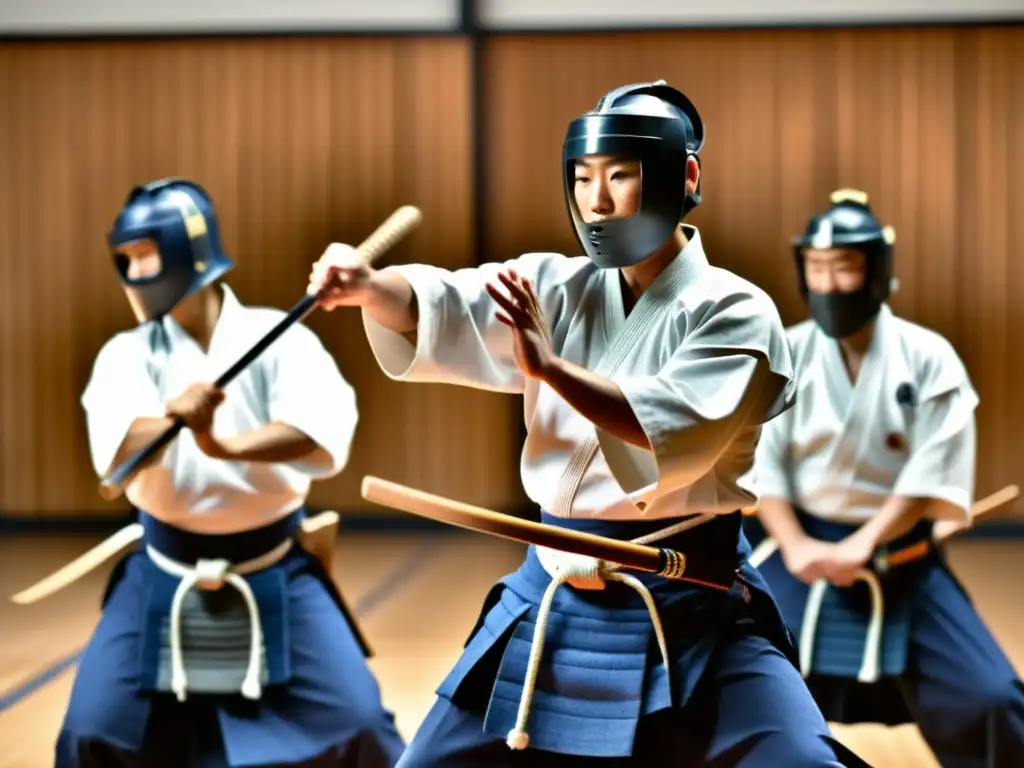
(506, 514, 716, 751)
(798, 568, 884, 684)
(146, 539, 293, 702)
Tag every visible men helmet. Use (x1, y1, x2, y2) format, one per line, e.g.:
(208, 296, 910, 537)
(793, 189, 896, 338)
(108, 178, 234, 322)
(562, 80, 704, 269)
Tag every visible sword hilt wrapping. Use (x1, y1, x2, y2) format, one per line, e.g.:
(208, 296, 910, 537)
(657, 549, 687, 579)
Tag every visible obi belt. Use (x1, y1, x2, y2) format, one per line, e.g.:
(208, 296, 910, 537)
(433, 511, 797, 758)
(99, 509, 368, 702)
(753, 512, 953, 724)
(55, 508, 386, 767)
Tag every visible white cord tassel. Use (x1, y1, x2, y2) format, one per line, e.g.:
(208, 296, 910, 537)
(505, 572, 567, 751)
(169, 571, 201, 701)
(799, 569, 884, 684)
(799, 579, 829, 678)
(148, 550, 271, 702)
(856, 571, 884, 683)
(509, 549, 672, 751)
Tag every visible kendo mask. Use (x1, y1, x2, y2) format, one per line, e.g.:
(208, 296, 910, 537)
(794, 189, 896, 339)
(563, 80, 705, 269)
(108, 178, 235, 323)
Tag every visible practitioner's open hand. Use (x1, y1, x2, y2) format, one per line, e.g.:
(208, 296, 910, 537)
(308, 243, 375, 311)
(487, 269, 556, 380)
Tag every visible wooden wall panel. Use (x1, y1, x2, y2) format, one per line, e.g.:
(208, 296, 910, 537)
(0, 36, 522, 518)
(481, 27, 1024, 515)
(1, 26, 1021, 522)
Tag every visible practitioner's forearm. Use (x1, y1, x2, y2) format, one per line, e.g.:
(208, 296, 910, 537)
(851, 494, 930, 547)
(364, 269, 420, 337)
(108, 417, 176, 473)
(758, 497, 813, 553)
(202, 423, 331, 468)
(541, 357, 650, 449)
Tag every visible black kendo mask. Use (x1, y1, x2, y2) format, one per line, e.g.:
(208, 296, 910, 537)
(562, 80, 705, 269)
(793, 189, 896, 339)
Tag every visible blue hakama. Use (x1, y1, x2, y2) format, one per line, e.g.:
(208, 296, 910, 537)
(749, 513, 1024, 767)
(56, 510, 406, 768)
(396, 512, 869, 766)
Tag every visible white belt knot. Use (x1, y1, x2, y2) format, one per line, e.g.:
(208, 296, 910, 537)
(506, 512, 716, 751)
(146, 538, 293, 703)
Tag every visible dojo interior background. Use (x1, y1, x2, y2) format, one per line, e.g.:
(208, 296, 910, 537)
(0, 1, 1022, 766)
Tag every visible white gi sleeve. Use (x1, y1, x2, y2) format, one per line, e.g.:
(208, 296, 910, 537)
(267, 323, 359, 479)
(362, 252, 590, 393)
(892, 340, 979, 520)
(597, 290, 795, 505)
(750, 407, 795, 502)
(80, 334, 165, 477)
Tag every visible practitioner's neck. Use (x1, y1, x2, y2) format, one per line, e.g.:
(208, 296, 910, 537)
(838, 320, 875, 384)
(170, 284, 224, 353)
(619, 227, 687, 315)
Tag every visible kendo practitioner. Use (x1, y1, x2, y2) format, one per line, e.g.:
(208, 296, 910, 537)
(308, 81, 868, 766)
(749, 189, 1024, 767)
(56, 178, 406, 767)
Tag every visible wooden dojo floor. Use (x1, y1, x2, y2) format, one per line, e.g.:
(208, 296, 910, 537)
(1, 529, 1022, 767)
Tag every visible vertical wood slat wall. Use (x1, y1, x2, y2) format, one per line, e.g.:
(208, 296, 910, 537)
(0, 25, 1020, 519)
